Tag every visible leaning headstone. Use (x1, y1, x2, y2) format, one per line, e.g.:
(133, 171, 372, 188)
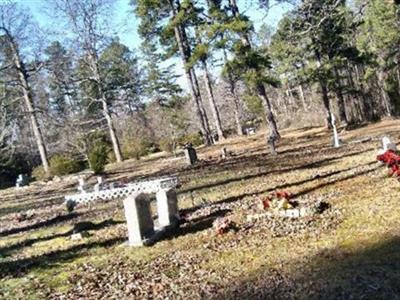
(184, 144, 198, 165)
(382, 136, 397, 152)
(331, 113, 340, 148)
(123, 192, 155, 246)
(156, 189, 179, 228)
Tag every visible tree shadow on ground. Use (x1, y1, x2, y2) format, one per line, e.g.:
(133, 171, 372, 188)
(213, 237, 400, 299)
(0, 235, 125, 278)
(162, 209, 231, 242)
(0, 219, 123, 257)
(0, 196, 64, 218)
(182, 161, 379, 215)
(178, 149, 370, 195)
(0, 213, 80, 237)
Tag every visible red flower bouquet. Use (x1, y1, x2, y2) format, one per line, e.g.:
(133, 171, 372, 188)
(377, 150, 400, 179)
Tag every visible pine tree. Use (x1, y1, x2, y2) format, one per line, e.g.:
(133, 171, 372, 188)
(132, 0, 214, 145)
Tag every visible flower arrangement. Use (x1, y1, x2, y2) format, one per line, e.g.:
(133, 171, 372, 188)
(377, 150, 400, 179)
(261, 191, 296, 210)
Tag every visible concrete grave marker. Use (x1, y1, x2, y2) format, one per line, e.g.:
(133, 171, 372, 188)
(156, 189, 179, 228)
(382, 136, 397, 152)
(123, 193, 155, 246)
(94, 176, 103, 192)
(16, 174, 28, 188)
(65, 176, 180, 247)
(78, 178, 86, 193)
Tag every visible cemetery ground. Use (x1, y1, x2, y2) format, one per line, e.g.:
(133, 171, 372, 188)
(1, 120, 400, 299)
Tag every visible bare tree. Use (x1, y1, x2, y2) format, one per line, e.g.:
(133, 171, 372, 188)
(0, 2, 50, 175)
(49, 0, 124, 162)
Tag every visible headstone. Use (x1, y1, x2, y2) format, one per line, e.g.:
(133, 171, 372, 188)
(331, 113, 340, 148)
(94, 176, 103, 192)
(78, 178, 85, 193)
(246, 127, 256, 135)
(382, 136, 397, 152)
(184, 144, 198, 165)
(221, 147, 227, 159)
(156, 189, 179, 228)
(16, 174, 28, 188)
(123, 192, 155, 246)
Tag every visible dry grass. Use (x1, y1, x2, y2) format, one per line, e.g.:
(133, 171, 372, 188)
(1, 120, 400, 299)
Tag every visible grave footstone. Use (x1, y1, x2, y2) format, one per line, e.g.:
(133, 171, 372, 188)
(156, 189, 179, 228)
(184, 144, 198, 165)
(123, 192, 155, 246)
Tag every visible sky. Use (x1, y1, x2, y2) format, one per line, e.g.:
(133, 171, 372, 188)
(14, 0, 291, 87)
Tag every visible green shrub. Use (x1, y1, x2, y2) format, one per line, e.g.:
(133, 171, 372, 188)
(122, 138, 153, 160)
(179, 132, 204, 147)
(31, 165, 50, 181)
(49, 154, 83, 176)
(88, 144, 108, 174)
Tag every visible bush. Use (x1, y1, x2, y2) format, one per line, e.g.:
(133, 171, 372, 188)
(122, 138, 153, 160)
(31, 165, 50, 181)
(88, 144, 108, 174)
(179, 132, 204, 147)
(49, 154, 83, 176)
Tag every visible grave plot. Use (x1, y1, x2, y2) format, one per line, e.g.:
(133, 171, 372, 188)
(1, 121, 400, 299)
(64, 176, 180, 246)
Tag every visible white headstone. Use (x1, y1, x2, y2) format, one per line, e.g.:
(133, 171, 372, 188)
(382, 136, 397, 152)
(78, 178, 85, 193)
(123, 192, 155, 246)
(156, 189, 179, 228)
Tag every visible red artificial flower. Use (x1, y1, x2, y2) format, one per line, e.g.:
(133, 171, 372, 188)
(378, 150, 400, 180)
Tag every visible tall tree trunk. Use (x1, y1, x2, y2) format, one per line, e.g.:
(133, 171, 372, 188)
(169, 0, 212, 145)
(333, 67, 348, 125)
(229, 80, 243, 136)
(257, 84, 280, 155)
(377, 69, 392, 116)
(314, 50, 332, 128)
(222, 48, 243, 136)
(298, 84, 307, 110)
(320, 81, 332, 128)
(201, 60, 225, 140)
(346, 63, 365, 121)
(229, 0, 280, 151)
(89, 53, 123, 163)
(7, 34, 50, 175)
(190, 67, 213, 144)
(101, 98, 123, 162)
(354, 64, 374, 121)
